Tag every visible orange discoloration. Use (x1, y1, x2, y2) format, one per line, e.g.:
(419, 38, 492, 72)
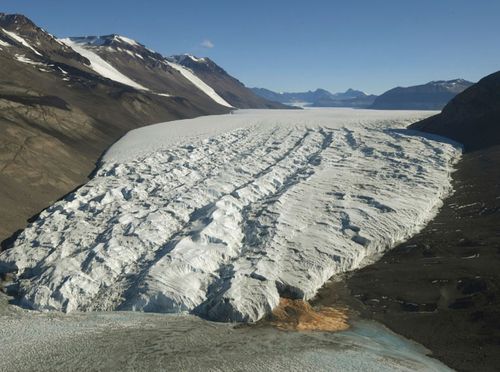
(270, 298, 349, 332)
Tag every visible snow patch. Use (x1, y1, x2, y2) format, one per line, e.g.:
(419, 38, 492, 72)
(167, 61, 233, 108)
(115, 35, 139, 46)
(59, 38, 149, 91)
(14, 54, 45, 66)
(1, 28, 42, 56)
(187, 54, 206, 63)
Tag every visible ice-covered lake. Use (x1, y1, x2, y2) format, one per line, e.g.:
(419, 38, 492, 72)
(0, 109, 461, 322)
(0, 294, 451, 371)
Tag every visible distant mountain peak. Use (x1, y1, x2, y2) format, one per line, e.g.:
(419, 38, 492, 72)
(313, 88, 330, 94)
(250, 87, 375, 108)
(0, 13, 36, 27)
(371, 78, 474, 110)
(169, 54, 228, 76)
(170, 54, 209, 64)
(0, 13, 46, 38)
(345, 88, 366, 95)
(68, 34, 142, 48)
(429, 78, 468, 84)
(173, 54, 207, 64)
(332, 88, 367, 99)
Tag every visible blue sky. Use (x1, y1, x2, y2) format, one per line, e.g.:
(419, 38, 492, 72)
(2, 0, 500, 94)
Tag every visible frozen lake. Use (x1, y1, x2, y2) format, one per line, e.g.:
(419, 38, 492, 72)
(0, 293, 451, 371)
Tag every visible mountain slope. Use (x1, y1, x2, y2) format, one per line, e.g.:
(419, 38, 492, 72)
(0, 14, 236, 243)
(410, 71, 500, 151)
(170, 55, 289, 109)
(61, 37, 287, 110)
(371, 79, 473, 110)
(61, 36, 238, 108)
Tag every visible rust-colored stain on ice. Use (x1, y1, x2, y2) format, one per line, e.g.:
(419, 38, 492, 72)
(270, 298, 349, 332)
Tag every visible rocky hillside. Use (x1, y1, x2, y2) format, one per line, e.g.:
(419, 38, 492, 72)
(410, 71, 500, 151)
(0, 13, 281, 244)
(371, 79, 473, 110)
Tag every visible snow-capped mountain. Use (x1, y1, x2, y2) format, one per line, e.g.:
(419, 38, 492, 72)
(370, 79, 474, 110)
(250, 87, 377, 108)
(411, 71, 500, 151)
(59, 35, 229, 107)
(253, 80, 473, 110)
(59, 35, 287, 109)
(0, 13, 284, 243)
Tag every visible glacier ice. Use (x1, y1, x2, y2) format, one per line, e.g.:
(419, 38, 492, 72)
(0, 109, 461, 322)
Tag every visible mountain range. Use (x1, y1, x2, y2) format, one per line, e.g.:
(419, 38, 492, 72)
(0, 13, 285, 243)
(250, 87, 377, 108)
(371, 79, 474, 110)
(252, 80, 473, 110)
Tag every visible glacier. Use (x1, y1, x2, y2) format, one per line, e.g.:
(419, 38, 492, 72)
(0, 109, 461, 322)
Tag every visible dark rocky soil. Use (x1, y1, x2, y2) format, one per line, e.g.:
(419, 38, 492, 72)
(315, 145, 500, 372)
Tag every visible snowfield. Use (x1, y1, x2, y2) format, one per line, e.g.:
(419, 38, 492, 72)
(0, 109, 461, 322)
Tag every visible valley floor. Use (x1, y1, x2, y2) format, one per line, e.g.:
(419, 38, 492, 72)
(0, 108, 473, 370)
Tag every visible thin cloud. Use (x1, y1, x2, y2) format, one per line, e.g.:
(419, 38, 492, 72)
(200, 39, 214, 49)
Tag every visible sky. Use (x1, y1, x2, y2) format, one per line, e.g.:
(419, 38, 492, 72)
(2, 0, 500, 94)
